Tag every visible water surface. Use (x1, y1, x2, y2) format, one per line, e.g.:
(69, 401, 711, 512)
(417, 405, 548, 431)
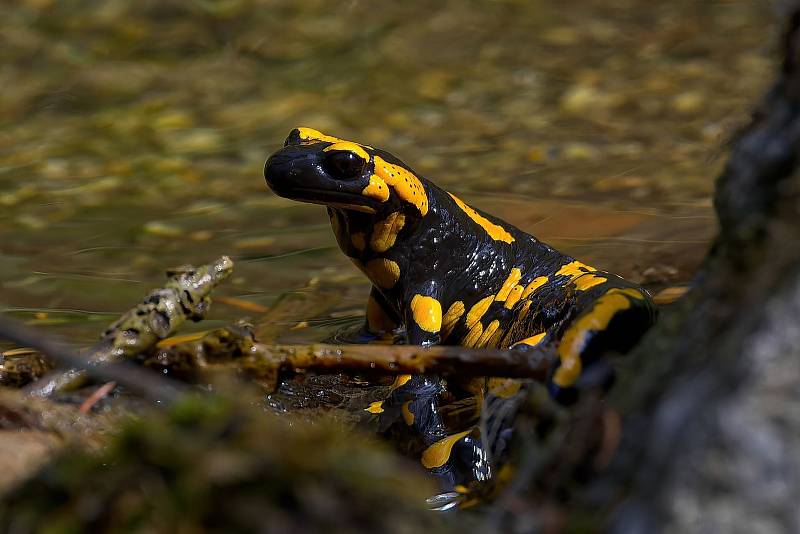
(0, 0, 773, 349)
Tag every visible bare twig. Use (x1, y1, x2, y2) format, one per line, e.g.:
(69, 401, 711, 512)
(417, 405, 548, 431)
(145, 323, 557, 392)
(78, 382, 118, 413)
(0, 314, 183, 403)
(257, 343, 557, 380)
(23, 256, 233, 398)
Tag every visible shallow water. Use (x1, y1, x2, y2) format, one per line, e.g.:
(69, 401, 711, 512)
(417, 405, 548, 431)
(0, 0, 773, 349)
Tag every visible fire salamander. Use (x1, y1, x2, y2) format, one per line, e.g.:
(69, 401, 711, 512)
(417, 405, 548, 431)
(264, 127, 656, 509)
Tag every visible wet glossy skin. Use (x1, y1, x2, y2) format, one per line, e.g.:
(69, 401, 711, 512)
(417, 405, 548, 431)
(265, 127, 657, 506)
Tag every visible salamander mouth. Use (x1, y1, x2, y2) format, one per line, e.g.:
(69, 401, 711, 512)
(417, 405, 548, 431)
(264, 153, 382, 214)
(285, 188, 381, 214)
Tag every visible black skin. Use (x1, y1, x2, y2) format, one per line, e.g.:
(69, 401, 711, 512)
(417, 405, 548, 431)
(265, 128, 657, 504)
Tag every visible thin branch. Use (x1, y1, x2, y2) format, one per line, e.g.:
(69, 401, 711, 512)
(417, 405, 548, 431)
(0, 314, 184, 403)
(257, 343, 557, 380)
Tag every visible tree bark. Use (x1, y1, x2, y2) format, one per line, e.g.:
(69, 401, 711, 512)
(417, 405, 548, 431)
(587, 5, 800, 532)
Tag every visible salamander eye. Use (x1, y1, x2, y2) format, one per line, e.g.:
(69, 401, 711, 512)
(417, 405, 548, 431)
(323, 150, 366, 180)
(284, 128, 303, 147)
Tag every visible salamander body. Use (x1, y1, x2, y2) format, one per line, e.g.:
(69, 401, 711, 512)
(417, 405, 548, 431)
(264, 127, 656, 506)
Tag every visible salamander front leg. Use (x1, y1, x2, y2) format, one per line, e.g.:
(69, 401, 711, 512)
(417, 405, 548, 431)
(364, 286, 401, 337)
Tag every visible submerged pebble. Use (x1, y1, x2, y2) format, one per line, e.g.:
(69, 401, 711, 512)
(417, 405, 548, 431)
(142, 221, 183, 238)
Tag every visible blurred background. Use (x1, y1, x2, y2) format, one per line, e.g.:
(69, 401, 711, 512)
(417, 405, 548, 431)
(0, 0, 774, 348)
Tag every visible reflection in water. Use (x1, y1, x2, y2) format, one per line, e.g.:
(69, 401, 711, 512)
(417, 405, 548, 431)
(0, 0, 770, 348)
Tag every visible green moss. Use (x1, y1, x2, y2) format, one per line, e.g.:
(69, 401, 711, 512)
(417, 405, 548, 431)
(1, 393, 453, 534)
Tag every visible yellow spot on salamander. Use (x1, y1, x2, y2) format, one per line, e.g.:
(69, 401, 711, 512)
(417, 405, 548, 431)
(504, 285, 524, 309)
(411, 294, 442, 333)
(448, 192, 514, 244)
(554, 357, 582, 389)
(556, 260, 597, 279)
(487, 326, 505, 348)
(390, 374, 412, 391)
(374, 156, 429, 215)
(370, 212, 406, 252)
(441, 301, 465, 338)
(364, 258, 400, 289)
(463, 322, 484, 348)
(573, 274, 607, 291)
(323, 141, 370, 161)
(466, 296, 494, 329)
(495, 268, 522, 302)
(615, 287, 646, 300)
(296, 127, 346, 144)
(421, 430, 472, 469)
(295, 127, 374, 149)
(522, 276, 548, 298)
(519, 300, 532, 319)
(511, 332, 546, 348)
(362, 175, 389, 202)
(366, 294, 397, 333)
(401, 401, 415, 425)
(365, 401, 384, 414)
(488, 377, 522, 399)
(554, 288, 636, 388)
(351, 232, 366, 251)
(476, 319, 500, 348)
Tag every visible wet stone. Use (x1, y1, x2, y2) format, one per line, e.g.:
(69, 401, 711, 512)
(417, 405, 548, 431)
(142, 221, 183, 238)
(233, 237, 277, 250)
(672, 91, 706, 115)
(560, 84, 621, 115)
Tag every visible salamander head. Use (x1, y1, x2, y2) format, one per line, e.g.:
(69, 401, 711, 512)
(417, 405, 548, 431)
(264, 127, 429, 217)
